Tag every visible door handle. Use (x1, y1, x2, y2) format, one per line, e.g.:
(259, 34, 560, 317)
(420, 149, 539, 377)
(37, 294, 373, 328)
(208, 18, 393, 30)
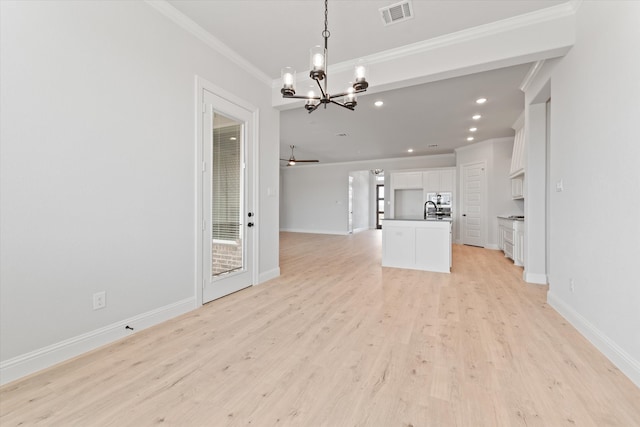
(248, 212, 254, 217)
(247, 222, 254, 227)
(462, 214, 467, 217)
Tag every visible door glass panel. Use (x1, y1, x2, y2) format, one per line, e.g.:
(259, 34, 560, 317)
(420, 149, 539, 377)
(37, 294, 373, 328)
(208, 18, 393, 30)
(211, 113, 244, 278)
(376, 184, 385, 229)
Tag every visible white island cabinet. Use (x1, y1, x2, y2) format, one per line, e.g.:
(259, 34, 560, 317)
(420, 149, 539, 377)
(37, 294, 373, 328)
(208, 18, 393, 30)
(381, 218, 452, 273)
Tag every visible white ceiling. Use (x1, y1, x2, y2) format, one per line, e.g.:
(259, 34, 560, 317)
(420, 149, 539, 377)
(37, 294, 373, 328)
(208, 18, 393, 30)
(167, 0, 569, 164)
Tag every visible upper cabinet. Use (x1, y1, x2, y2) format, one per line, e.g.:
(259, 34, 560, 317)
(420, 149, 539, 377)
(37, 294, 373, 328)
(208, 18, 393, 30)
(424, 169, 454, 192)
(389, 168, 456, 219)
(391, 171, 423, 189)
(510, 112, 525, 199)
(510, 112, 525, 177)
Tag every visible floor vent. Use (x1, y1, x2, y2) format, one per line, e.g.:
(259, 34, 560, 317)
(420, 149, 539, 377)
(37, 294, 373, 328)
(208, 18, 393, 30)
(379, 0, 414, 26)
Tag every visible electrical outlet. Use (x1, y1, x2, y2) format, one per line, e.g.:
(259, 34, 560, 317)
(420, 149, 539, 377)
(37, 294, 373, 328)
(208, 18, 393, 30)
(93, 291, 106, 310)
(570, 279, 575, 293)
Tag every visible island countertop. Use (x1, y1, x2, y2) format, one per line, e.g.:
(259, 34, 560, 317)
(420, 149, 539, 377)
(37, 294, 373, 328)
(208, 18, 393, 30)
(386, 217, 452, 222)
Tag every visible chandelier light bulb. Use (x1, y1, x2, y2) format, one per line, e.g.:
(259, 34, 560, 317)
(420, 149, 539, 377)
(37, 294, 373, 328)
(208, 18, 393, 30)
(352, 61, 369, 91)
(280, 67, 296, 96)
(309, 46, 326, 80)
(312, 53, 324, 68)
(343, 87, 357, 108)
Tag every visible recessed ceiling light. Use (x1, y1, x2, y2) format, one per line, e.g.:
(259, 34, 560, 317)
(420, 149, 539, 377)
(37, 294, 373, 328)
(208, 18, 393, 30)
(472, 114, 481, 120)
(374, 100, 384, 107)
(467, 137, 474, 141)
(476, 97, 487, 104)
(407, 148, 414, 153)
(469, 127, 477, 132)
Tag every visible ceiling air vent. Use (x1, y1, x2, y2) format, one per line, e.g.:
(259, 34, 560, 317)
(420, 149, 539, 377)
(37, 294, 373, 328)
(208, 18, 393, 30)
(379, 0, 414, 26)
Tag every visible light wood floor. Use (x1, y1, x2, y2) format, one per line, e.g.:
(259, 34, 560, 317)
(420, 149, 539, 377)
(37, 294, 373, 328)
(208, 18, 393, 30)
(1, 231, 639, 426)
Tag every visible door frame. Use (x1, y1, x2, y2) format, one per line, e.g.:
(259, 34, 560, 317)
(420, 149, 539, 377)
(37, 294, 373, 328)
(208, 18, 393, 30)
(195, 76, 259, 306)
(459, 160, 487, 247)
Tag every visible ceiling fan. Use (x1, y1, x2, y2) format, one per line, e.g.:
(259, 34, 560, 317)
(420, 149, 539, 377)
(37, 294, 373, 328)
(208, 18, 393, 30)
(280, 145, 319, 166)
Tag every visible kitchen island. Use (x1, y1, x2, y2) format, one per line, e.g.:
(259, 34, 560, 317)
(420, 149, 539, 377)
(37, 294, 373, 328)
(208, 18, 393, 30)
(381, 218, 452, 273)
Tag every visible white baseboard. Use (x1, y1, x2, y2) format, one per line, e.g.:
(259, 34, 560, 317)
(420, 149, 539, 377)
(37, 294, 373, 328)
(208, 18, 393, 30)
(258, 267, 280, 284)
(279, 228, 349, 236)
(0, 297, 196, 386)
(524, 271, 548, 284)
(353, 227, 368, 234)
(485, 243, 499, 250)
(547, 291, 640, 388)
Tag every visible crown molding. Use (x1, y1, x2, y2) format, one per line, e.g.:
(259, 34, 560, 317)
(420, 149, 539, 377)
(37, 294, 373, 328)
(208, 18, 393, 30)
(519, 60, 546, 92)
(271, 0, 580, 88)
(280, 153, 456, 169)
(454, 136, 514, 154)
(144, 0, 272, 87)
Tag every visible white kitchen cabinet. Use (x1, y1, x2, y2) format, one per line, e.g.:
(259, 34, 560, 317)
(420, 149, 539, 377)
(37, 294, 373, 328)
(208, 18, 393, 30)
(424, 171, 439, 192)
(497, 217, 524, 267)
(440, 169, 454, 192)
(511, 176, 524, 199)
(514, 222, 524, 266)
(389, 168, 456, 220)
(382, 219, 452, 273)
(423, 168, 454, 192)
(510, 113, 525, 177)
(391, 172, 423, 189)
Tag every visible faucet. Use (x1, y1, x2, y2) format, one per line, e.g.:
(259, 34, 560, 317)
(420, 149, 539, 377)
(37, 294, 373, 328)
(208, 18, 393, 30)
(424, 201, 437, 219)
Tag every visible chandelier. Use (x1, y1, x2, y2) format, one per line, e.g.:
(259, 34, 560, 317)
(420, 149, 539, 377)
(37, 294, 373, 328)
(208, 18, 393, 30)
(280, 0, 369, 113)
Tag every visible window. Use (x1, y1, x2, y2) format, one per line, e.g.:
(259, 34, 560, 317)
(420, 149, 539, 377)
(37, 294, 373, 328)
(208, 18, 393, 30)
(212, 123, 242, 242)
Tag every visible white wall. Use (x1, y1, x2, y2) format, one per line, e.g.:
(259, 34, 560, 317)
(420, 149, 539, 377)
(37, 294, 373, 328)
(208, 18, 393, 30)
(0, 1, 279, 382)
(280, 154, 455, 234)
(541, 1, 640, 386)
(455, 138, 519, 249)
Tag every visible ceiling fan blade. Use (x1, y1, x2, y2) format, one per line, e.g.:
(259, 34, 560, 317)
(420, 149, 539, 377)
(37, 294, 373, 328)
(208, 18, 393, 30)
(281, 146, 319, 165)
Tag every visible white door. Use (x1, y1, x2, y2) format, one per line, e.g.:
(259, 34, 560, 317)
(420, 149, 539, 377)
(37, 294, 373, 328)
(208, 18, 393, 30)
(461, 162, 485, 247)
(202, 89, 255, 303)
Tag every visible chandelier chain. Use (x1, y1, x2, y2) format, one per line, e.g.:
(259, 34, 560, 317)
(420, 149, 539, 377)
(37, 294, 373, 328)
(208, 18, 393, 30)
(322, 0, 330, 43)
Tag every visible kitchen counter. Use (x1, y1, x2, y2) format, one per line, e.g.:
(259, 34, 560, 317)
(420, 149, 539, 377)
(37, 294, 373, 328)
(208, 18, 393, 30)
(497, 215, 524, 221)
(381, 218, 452, 273)
(388, 216, 453, 222)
